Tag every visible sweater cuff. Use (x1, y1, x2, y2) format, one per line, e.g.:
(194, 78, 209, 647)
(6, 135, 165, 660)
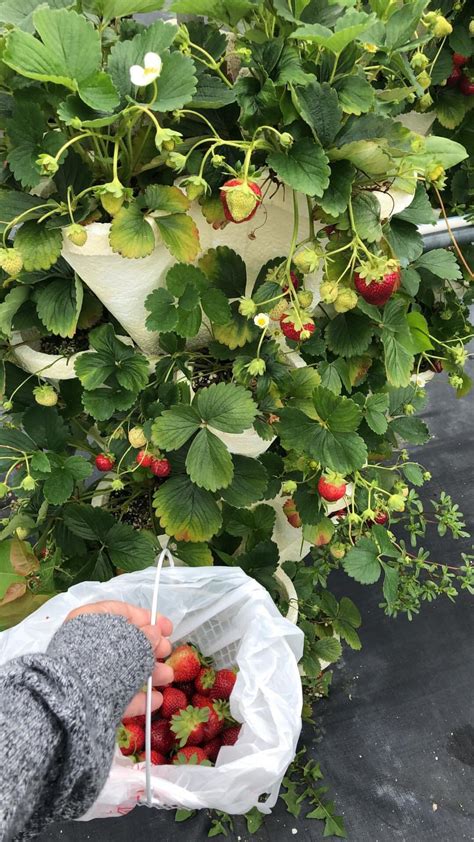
(47, 613, 155, 723)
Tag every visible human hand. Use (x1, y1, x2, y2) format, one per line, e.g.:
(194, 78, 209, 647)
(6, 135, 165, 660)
(66, 601, 173, 718)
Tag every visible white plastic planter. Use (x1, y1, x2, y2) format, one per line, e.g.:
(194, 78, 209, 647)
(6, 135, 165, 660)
(369, 183, 417, 220)
(11, 331, 149, 381)
(11, 331, 91, 380)
(274, 565, 299, 624)
(61, 191, 323, 355)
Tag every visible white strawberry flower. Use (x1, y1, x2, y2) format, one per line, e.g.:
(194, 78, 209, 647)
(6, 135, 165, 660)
(129, 52, 162, 87)
(254, 312, 270, 329)
(410, 372, 434, 388)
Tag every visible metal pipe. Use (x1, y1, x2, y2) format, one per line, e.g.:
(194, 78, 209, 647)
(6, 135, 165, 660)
(418, 216, 474, 252)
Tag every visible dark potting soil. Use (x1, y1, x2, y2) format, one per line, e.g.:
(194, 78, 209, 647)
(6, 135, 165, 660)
(191, 350, 233, 390)
(40, 330, 91, 357)
(109, 489, 155, 531)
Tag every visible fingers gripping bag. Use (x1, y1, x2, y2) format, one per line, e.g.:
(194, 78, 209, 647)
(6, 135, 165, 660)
(0, 564, 304, 820)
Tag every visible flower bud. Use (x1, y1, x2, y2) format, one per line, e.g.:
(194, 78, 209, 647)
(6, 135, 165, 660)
(36, 153, 59, 175)
(111, 478, 125, 491)
(279, 132, 294, 148)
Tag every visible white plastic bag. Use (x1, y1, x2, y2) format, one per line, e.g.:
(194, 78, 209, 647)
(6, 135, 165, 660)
(0, 565, 304, 819)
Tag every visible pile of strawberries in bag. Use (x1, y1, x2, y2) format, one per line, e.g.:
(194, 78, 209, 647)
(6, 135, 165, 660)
(117, 644, 241, 767)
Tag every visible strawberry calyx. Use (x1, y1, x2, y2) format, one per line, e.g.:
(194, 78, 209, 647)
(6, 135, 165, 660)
(171, 705, 210, 747)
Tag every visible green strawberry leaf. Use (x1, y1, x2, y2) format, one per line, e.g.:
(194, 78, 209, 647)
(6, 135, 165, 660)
(186, 428, 234, 491)
(152, 405, 202, 450)
(220, 455, 268, 507)
(343, 537, 381, 584)
(153, 475, 222, 542)
(195, 382, 258, 433)
(155, 213, 200, 263)
(199, 246, 247, 298)
(15, 222, 63, 271)
(35, 275, 83, 338)
(267, 138, 330, 197)
(326, 311, 374, 357)
(109, 203, 156, 258)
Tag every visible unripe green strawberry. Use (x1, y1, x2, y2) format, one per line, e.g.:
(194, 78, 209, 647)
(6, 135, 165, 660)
(297, 290, 313, 308)
(293, 248, 319, 274)
(433, 15, 452, 37)
(269, 299, 289, 320)
(0, 248, 23, 276)
(65, 224, 87, 246)
(16, 527, 29, 540)
(334, 288, 358, 313)
(33, 385, 58, 407)
(320, 281, 339, 304)
(128, 426, 147, 448)
(411, 52, 429, 70)
(330, 542, 346, 559)
(100, 193, 124, 216)
(388, 494, 405, 512)
(21, 475, 36, 491)
(418, 93, 433, 110)
(416, 71, 431, 90)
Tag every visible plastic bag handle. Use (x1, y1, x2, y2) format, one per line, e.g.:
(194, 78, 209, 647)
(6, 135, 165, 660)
(144, 547, 175, 807)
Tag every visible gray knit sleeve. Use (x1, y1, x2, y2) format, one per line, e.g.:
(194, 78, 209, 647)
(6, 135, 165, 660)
(0, 613, 155, 841)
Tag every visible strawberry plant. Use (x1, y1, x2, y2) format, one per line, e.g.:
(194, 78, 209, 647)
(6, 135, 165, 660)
(0, 0, 472, 835)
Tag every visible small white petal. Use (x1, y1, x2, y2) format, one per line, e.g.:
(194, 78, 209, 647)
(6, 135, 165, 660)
(144, 52, 162, 75)
(130, 64, 147, 86)
(254, 312, 270, 329)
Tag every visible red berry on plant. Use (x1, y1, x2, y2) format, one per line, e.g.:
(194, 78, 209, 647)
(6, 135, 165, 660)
(95, 453, 115, 472)
(282, 270, 300, 293)
(283, 497, 302, 529)
(447, 67, 462, 86)
(453, 53, 468, 67)
(460, 74, 474, 96)
(354, 268, 401, 306)
(150, 457, 171, 477)
(374, 511, 388, 525)
(136, 450, 154, 468)
(219, 178, 262, 224)
(317, 474, 347, 503)
(280, 315, 315, 342)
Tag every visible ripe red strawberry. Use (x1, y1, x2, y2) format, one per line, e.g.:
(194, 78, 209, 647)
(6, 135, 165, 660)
(220, 178, 262, 224)
(318, 474, 347, 503)
(374, 511, 388, 525)
(283, 497, 302, 529)
(192, 692, 212, 708)
(221, 725, 241, 746)
(172, 746, 209, 765)
(195, 667, 215, 696)
(202, 702, 227, 741)
(210, 669, 237, 701)
(150, 457, 171, 477)
(95, 453, 114, 472)
(280, 315, 315, 342)
(137, 750, 167, 765)
(136, 450, 153, 467)
(460, 74, 474, 96)
(166, 644, 201, 682)
(203, 737, 222, 762)
(433, 360, 443, 373)
(118, 722, 145, 756)
(354, 268, 400, 306)
(282, 270, 300, 293)
(332, 508, 348, 519)
(123, 714, 146, 728)
(176, 680, 195, 700)
(453, 53, 468, 67)
(150, 718, 175, 754)
(161, 686, 188, 719)
(447, 66, 462, 86)
(171, 705, 210, 747)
